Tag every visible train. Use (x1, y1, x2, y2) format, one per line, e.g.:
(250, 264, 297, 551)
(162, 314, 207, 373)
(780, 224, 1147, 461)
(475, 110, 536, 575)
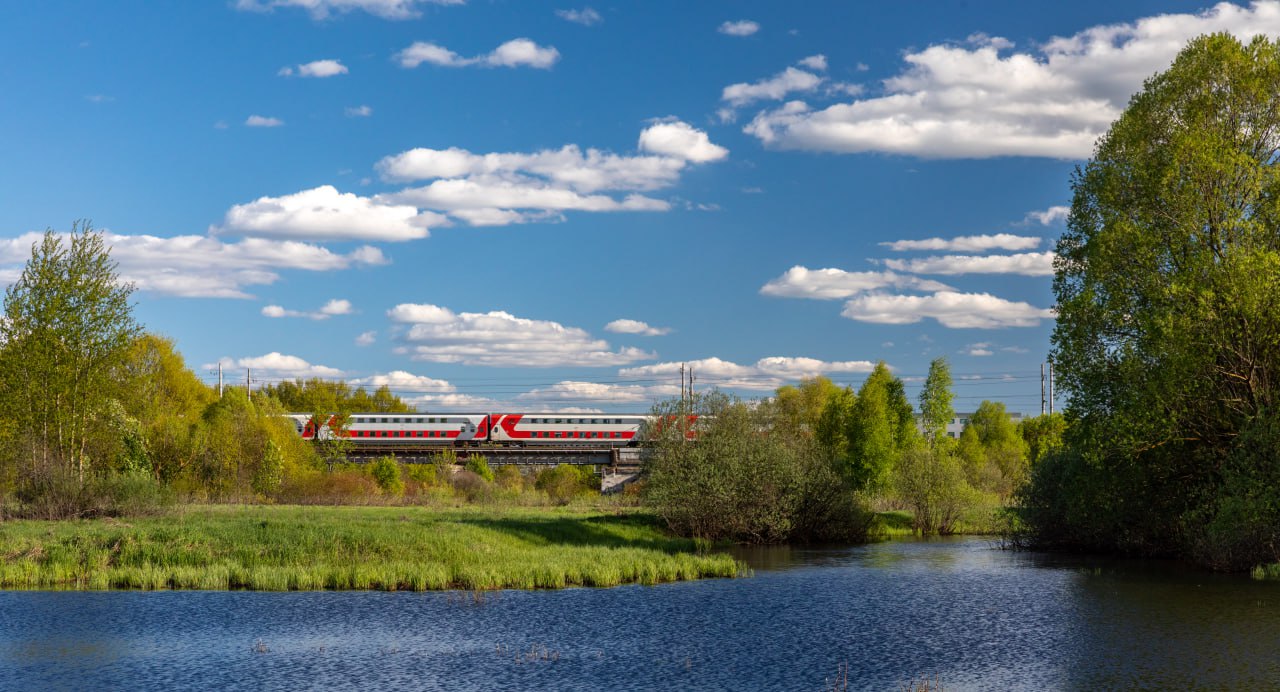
(287, 412, 673, 447)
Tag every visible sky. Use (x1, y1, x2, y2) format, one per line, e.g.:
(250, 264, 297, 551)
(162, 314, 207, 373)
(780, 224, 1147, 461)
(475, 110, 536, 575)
(1, 0, 1274, 414)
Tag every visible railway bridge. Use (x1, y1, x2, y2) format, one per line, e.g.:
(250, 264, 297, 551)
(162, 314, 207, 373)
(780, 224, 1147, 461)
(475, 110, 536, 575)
(343, 445, 650, 493)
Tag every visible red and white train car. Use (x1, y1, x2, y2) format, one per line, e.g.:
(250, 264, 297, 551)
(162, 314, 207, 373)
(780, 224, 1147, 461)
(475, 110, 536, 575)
(292, 413, 489, 444)
(487, 413, 647, 446)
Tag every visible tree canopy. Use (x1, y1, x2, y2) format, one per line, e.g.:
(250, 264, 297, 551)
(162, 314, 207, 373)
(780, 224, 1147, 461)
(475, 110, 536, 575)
(1026, 34, 1280, 568)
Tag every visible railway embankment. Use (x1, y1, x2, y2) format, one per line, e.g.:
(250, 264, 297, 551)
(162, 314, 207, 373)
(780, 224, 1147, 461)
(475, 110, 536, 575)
(0, 505, 743, 591)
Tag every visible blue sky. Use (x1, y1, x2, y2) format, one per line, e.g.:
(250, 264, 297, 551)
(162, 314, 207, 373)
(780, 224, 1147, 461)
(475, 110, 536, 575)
(0, 0, 1265, 413)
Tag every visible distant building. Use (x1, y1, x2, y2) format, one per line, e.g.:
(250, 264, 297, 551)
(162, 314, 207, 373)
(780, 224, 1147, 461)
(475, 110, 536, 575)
(915, 411, 1025, 439)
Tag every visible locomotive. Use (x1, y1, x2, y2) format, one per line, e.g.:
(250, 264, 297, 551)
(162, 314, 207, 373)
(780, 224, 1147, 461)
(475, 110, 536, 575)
(288, 412, 656, 447)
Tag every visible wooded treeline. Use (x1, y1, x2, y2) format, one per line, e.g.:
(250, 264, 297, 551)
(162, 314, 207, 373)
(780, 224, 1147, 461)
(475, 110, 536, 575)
(643, 362, 1062, 543)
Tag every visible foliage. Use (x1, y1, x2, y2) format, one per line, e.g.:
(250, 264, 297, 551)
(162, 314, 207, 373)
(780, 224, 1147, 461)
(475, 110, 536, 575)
(8, 469, 173, 520)
(771, 376, 845, 435)
(0, 224, 142, 483)
(262, 378, 413, 415)
(644, 391, 870, 543)
(892, 448, 976, 535)
(495, 464, 527, 490)
(1018, 413, 1066, 466)
(536, 464, 593, 505)
(464, 455, 495, 483)
(369, 456, 404, 496)
(1025, 34, 1280, 567)
(842, 362, 914, 492)
(918, 358, 955, 448)
(963, 401, 1030, 497)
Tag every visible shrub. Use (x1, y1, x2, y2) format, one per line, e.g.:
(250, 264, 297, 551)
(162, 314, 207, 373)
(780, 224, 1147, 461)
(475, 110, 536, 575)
(494, 464, 525, 490)
(8, 469, 173, 519)
(536, 465, 585, 505)
(451, 469, 491, 502)
(369, 456, 404, 496)
(464, 455, 494, 482)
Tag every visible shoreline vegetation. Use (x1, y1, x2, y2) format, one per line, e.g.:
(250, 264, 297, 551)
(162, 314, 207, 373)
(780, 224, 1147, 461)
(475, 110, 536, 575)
(0, 505, 743, 591)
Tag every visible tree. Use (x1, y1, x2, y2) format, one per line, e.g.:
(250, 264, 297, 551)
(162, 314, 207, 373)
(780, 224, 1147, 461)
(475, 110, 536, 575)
(918, 357, 955, 448)
(0, 224, 142, 482)
(844, 362, 902, 492)
(772, 376, 844, 435)
(1018, 413, 1066, 466)
(1026, 34, 1280, 566)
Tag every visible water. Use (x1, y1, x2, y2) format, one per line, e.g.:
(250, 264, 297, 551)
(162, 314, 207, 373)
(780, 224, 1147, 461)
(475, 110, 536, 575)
(2, 538, 1278, 690)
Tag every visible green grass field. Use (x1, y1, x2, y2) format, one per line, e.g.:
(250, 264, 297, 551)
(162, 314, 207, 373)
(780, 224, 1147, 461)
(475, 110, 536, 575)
(0, 505, 743, 591)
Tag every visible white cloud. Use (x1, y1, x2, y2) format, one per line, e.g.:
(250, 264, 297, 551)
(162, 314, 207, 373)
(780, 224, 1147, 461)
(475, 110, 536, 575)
(396, 38, 560, 69)
(388, 303, 655, 367)
(279, 59, 348, 77)
(841, 291, 1055, 328)
(620, 356, 876, 390)
(883, 251, 1055, 276)
(262, 298, 354, 320)
(744, 3, 1280, 158)
(351, 370, 454, 392)
(375, 121, 724, 226)
(722, 67, 824, 107)
(718, 20, 759, 37)
(345, 105, 373, 117)
(217, 185, 443, 241)
(556, 7, 601, 25)
(234, 0, 463, 20)
(604, 319, 671, 336)
(1023, 205, 1070, 225)
(798, 54, 827, 70)
(962, 343, 994, 357)
(355, 331, 377, 346)
(638, 120, 729, 162)
(206, 352, 344, 379)
(517, 380, 672, 405)
(880, 233, 1041, 252)
(760, 265, 953, 300)
(245, 115, 284, 127)
(0, 232, 385, 299)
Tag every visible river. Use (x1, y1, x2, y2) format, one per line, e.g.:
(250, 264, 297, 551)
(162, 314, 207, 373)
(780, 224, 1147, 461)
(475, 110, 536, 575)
(2, 537, 1277, 690)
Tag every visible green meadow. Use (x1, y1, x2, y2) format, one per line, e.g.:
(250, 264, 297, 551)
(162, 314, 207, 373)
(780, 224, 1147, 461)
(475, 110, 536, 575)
(0, 505, 743, 591)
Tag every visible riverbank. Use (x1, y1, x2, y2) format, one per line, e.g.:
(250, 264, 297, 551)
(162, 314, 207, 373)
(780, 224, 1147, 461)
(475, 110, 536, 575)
(0, 505, 743, 591)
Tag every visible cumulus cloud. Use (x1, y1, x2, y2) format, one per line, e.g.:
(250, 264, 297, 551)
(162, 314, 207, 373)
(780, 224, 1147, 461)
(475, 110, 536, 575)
(517, 380, 673, 405)
(798, 54, 827, 70)
(206, 352, 343, 379)
(744, 3, 1280, 158)
(620, 356, 876, 390)
(883, 251, 1056, 276)
(880, 233, 1041, 252)
(375, 121, 725, 226)
(388, 303, 654, 367)
(345, 105, 373, 117)
(718, 20, 759, 37)
(604, 319, 671, 336)
(962, 342, 994, 356)
(355, 331, 377, 346)
(760, 266, 952, 300)
(637, 120, 729, 162)
(262, 298, 354, 320)
(351, 370, 454, 392)
(396, 38, 560, 69)
(234, 0, 462, 20)
(841, 291, 1055, 328)
(723, 67, 824, 107)
(217, 185, 443, 242)
(279, 59, 348, 77)
(0, 232, 385, 299)
(556, 7, 601, 25)
(245, 115, 284, 127)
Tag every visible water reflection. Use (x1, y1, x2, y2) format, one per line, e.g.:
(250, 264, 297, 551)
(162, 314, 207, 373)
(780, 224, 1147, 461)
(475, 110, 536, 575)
(2, 538, 1277, 691)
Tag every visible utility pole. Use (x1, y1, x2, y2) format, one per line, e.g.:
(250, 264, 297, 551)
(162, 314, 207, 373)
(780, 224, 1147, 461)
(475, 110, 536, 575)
(217, 362, 224, 399)
(679, 363, 686, 407)
(1047, 362, 1054, 416)
(247, 368, 252, 400)
(1041, 362, 1046, 416)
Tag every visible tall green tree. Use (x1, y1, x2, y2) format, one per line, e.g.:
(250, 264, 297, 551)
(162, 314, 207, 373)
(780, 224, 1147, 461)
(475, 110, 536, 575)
(918, 357, 954, 448)
(844, 362, 910, 491)
(0, 224, 141, 481)
(1026, 34, 1280, 567)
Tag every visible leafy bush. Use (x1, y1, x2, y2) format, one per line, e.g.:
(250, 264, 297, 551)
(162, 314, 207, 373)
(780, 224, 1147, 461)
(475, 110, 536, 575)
(8, 469, 173, 519)
(495, 464, 526, 490)
(464, 455, 494, 482)
(451, 470, 491, 502)
(369, 456, 404, 496)
(536, 465, 586, 505)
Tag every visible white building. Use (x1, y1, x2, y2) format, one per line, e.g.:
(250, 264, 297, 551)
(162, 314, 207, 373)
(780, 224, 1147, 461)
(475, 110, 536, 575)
(916, 411, 1025, 439)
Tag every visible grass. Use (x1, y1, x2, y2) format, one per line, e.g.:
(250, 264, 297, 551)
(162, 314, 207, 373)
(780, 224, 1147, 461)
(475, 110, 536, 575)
(1251, 563, 1280, 581)
(0, 504, 743, 591)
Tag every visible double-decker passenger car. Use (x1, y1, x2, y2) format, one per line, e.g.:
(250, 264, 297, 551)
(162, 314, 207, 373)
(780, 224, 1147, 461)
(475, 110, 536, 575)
(288, 412, 653, 447)
(488, 413, 646, 446)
